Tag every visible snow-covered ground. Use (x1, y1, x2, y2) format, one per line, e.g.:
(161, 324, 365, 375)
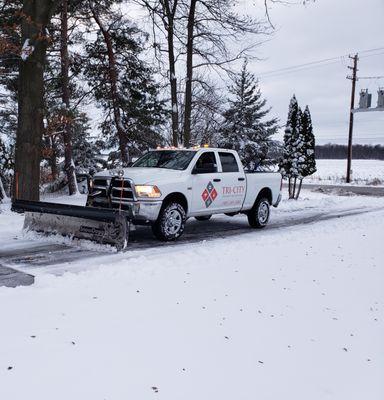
(0, 190, 383, 399)
(308, 159, 384, 186)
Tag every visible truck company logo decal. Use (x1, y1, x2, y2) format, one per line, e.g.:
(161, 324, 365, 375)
(202, 181, 218, 208)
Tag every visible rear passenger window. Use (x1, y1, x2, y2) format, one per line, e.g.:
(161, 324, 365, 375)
(219, 152, 239, 172)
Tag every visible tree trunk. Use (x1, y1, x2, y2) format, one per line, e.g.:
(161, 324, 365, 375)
(288, 177, 292, 198)
(90, 4, 129, 166)
(162, 0, 179, 146)
(295, 178, 303, 200)
(44, 133, 58, 180)
(183, 0, 197, 147)
(0, 177, 7, 202)
(60, 0, 78, 195)
(292, 177, 297, 199)
(50, 136, 58, 180)
(14, 0, 59, 200)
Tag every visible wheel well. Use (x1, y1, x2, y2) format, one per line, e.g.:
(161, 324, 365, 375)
(256, 187, 272, 205)
(162, 192, 188, 213)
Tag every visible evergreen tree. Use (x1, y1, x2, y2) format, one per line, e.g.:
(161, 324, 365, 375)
(279, 94, 300, 198)
(40, 3, 104, 191)
(279, 96, 317, 199)
(78, 7, 166, 166)
(71, 112, 105, 174)
(301, 106, 316, 176)
(0, 132, 14, 201)
(0, 0, 20, 200)
(219, 62, 279, 170)
(294, 105, 316, 199)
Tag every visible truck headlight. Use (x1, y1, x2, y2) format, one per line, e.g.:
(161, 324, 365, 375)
(135, 185, 162, 198)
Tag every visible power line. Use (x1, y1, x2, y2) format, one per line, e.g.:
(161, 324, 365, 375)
(358, 76, 384, 80)
(258, 59, 344, 79)
(257, 46, 384, 79)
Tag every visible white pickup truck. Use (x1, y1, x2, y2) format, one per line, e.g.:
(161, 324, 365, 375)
(87, 147, 282, 241)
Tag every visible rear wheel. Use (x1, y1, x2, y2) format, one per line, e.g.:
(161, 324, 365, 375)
(152, 202, 186, 241)
(195, 215, 212, 221)
(247, 197, 270, 229)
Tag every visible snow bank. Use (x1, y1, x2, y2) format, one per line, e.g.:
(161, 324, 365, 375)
(0, 192, 383, 400)
(308, 159, 384, 186)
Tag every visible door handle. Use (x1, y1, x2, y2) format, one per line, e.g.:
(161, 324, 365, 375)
(238, 177, 245, 181)
(213, 178, 221, 182)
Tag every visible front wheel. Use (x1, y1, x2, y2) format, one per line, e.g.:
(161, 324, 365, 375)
(247, 197, 270, 229)
(152, 202, 186, 241)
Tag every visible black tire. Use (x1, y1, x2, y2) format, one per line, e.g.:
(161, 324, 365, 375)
(247, 197, 270, 229)
(152, 202, 187, 241)
(195, 215, 212, 221)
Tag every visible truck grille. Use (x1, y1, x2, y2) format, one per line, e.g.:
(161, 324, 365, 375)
(110, 177, 134, 202)
(92, 178, 110, 198)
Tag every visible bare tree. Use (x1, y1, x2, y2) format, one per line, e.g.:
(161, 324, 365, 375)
(134, 0, 181, 146)
(182, 0, 269, 146)
(137, 0, 269, 146)
(178, 76, 223, 145)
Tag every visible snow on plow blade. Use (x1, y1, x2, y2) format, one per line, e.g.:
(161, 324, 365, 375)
(12, 200, 132, 251)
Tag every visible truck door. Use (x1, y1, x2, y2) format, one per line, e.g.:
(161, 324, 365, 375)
(191, 151, 223, 215)
(217, 151, 246, 212)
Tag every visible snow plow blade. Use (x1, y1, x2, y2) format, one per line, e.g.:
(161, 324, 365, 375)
(12, 200, 132, 251)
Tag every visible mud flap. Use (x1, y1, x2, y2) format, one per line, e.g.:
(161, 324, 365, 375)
(12, 200, 132, 251)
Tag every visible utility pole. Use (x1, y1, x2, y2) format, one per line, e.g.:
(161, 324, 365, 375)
(346, 54, 358, 183)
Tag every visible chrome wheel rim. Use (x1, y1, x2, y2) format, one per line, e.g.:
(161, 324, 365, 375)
(258, 201, 269, 224)
(164, 209, 183, 235)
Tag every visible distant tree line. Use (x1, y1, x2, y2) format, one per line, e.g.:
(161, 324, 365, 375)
(315, 144, 384, 160)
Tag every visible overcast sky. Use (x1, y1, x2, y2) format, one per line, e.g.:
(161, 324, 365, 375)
(94, 0, 384, 146)
(244, 0, 384, 145)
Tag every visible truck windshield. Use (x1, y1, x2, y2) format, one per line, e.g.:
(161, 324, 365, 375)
(132, 150, 196, 170)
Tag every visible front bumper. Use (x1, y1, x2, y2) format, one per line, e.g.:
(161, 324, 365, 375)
(132, 200, 163, 222)
(88, 196, 162, 223)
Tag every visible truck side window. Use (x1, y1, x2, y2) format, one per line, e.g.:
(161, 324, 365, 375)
(219, 152, 239, 173)
(193, 152, 217, 174)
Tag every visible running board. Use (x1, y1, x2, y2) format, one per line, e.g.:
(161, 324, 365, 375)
(12, 200, 133, 251)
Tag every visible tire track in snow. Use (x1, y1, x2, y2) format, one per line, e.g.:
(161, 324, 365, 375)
(2, 205, 384, 276)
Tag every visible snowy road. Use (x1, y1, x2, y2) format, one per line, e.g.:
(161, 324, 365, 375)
(0, 190, 383, 276)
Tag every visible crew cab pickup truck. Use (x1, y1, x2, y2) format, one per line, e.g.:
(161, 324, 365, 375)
(87, 147, 282, 241)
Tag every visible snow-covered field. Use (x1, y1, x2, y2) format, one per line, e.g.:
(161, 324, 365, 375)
(0, 190, 383, 400)
(308, 159, 384, 185)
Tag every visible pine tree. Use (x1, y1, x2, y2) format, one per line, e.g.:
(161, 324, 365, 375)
(78, 6, 166, 166)
(40, 1, 104, 192)
(301, 106, 316, 176)
(295, 105, 316, 199)
(0, 86, 16, 201)
(219, 62, 279, 170)
(0, 132, 14, 201)
(280, 96, 317, 199)
(0, 1, 20, 200)
(71, 112, 105, 174)
(279, 94, 301, 198)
